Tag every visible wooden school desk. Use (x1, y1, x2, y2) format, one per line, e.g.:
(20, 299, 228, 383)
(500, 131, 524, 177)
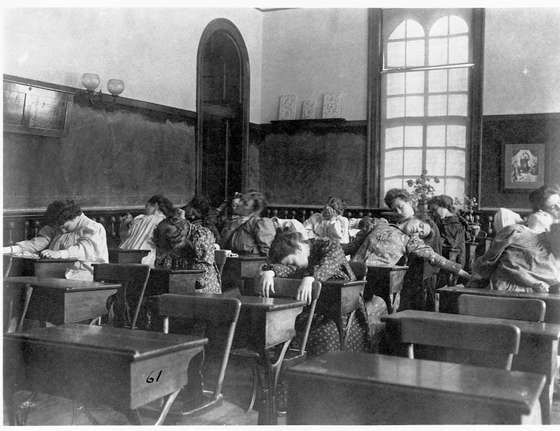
(383, 309, 560, 424)
(108, 248, 150, 264)
(3, 323, 208, 425)
(366, 264, 408, 313)
(230, 294, 305, 425)
(285, 351, 545, 425)
(3, 276, 120, 332)
(147, 268, 205, 296)
(220, 255, 267, 294)
(318, 279, 366, 349)
(438, 285, 560, 324)
(4, 255, 78, 278)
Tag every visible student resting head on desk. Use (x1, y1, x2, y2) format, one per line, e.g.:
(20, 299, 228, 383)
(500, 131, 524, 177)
(153, 198, 221, 294)
(220, 190, 275, 257)
(303, 196, 350, 244)
(468, 222, 560, 293)
(119, 194, 169, 267)
(38, 200, 109, 280)
(2, 200, 68, 256)
(259, 227, 368, 356)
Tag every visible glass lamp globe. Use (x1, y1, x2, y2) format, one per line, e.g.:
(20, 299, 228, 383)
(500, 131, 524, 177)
(81, 73, 100, 92)
(107, 79, 125, 96)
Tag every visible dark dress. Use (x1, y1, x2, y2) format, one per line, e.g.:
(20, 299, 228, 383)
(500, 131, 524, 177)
(153, 215, 221, 294)
(435, 214, 467, 289)
(220, 215, 276, 256)
(266, 238, 369, 356)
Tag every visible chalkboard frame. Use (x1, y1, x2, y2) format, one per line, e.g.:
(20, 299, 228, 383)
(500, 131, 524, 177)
(3, 76, 73, 138)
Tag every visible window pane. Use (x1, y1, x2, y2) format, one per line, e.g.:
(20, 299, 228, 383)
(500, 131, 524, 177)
(403, 149, 423, 175)
(449, 35, 469, 64)
(427, 125, 446, 147)
(385, 150, 404, 176)
(426, 149, 446, 176)
(446, 149, 466, 177)
(450, 16, 468, 35)
(406, 39, 425, 67)
(386, 96, 404, 118)
(406, 71, 425, 94)
(447, 125, 466, 148)
(387, 73, 405, 95)
(384, 178, 405, 196)
(387, 41, 405, 67)
(385, 126, 404, 149)
(445, 178, 465, 199)
(430, 17, 449, 36)
(428, 70, 447, 93)
(406, 95, 424, 117)
(389, 21, 406, 40)
(429, 38, 448, 65)
(448, 94, 468, 116)
(428, 95, 447, 116)
(448, 68, 468, 91)
(404, 125, 423, 147)
(406, 20, 424, 38)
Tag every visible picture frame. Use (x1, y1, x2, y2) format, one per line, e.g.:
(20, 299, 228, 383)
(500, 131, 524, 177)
(503, 143, 545, 190)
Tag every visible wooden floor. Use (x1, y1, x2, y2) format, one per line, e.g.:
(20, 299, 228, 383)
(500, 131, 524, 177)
(5, 356, 560, 426)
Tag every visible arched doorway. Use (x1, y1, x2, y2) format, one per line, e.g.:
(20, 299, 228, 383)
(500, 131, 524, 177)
(196, 19, 250, 208)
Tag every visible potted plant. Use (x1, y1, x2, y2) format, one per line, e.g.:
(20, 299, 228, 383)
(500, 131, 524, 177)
(406, 170, 440, 216)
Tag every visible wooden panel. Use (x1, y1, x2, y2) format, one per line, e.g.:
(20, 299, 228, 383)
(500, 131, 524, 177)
(480, 113, 560, 209)
(258, 127, 367, 206)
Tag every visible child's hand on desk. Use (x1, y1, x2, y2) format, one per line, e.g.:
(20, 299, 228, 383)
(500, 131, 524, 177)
(1, 246, 12, 254)
(40, 249, 62, 259)
(259, 270, 275, 297)
(458, 269, 471, 280)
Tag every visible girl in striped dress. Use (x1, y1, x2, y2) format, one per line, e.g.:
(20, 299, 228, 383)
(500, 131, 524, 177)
(119, 195, 168, 267)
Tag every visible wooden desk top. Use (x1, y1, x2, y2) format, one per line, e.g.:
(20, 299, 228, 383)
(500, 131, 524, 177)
(4, 323, 208, 360)
(7, 255, 78, 264)
(366, 264, 409, 270)
(321, 279, 366, 288)
(108, 248, 150, 255)
(239, 295, 306, 311)
(3, 276, 121, 292)
(227, 255, 267, 262)
(383, 310, 560, 339)
(286, 351, 545, 414)
(149, 268, 205, 275)
(439, 285, 560, 300)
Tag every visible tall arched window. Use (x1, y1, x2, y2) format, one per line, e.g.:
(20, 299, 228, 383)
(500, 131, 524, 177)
(380, 10, 476, 201)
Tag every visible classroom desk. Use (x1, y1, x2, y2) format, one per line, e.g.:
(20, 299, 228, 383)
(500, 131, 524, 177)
(220, 255, 267, 294)
(229, 294, 305, 425)
(317, 279, 367, 349)
(108, 248, 150, 264)
(4, 255, 78, 278)
(382, 309, 560, 424)
(366, 264, 409, 313)
(438, 285, 560, 324)
(3, 323, 207, 425)
(147, 268, 205, 296)
(3, 276, 120, 332)
(285, 351, 545, 425)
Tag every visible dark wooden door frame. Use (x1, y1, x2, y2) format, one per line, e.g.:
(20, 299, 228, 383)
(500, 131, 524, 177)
(195, 18, 250, 197)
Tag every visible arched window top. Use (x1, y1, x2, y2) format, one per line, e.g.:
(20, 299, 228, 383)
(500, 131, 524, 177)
(430, 15, 469, 36)
(389, 19, 424, 40)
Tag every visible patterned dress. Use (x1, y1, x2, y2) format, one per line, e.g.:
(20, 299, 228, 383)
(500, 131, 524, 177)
(346, 219, 461, 311)
(265, 238, 369, 356)
(153, 216, 221, 294)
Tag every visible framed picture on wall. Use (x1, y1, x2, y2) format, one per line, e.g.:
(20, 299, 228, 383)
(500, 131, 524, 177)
(503, 143, 546, 190)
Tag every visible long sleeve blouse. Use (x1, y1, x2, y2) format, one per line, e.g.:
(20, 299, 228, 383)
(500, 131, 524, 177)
(220, 215, 276, 256)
